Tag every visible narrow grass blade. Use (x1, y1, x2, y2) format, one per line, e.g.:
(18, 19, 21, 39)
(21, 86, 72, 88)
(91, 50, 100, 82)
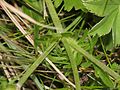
(66, 37, 120, 82)
(31, 75, 44, 90)
(65, 15, 83, 32)
(45, 0, 63, 33)
(44, 0, 75, 88)
(62, 38, 81, 90)
(17, 41, 58, 87)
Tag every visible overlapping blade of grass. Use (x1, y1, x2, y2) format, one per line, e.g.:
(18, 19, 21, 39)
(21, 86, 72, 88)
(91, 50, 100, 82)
(45, 0, 81, 89)
(45, 0, 63, 33)
(30, 75, 45, 90)
(62, 39, 81, 90)
(17, 41, 58, 87)
(66, 37, 120, 82)
(0, 0, 34, 45)
(0, 0, 57, 30)
(0, 25, 34, 65)
(65, 14, 84, 32)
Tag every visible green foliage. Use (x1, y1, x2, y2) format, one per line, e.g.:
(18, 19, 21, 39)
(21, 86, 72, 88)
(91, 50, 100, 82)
(0, 77, 16, 90)
(111, 63, 120, 74)
(82, 0, 118, 16)
(22, 0, 43, 14)
(64, 0, 85, 11)
(54, 0, 85, 11)
(84, 0, 120, 46)
(54, 0, 63, 8)
(89, 11, 117, 37)
(94, 66, 114, 88)
(1, 0, 120, 89)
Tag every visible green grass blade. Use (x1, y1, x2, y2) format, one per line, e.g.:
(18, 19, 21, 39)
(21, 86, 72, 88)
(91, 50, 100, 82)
(62, 38, 81, 90)
(44, 0, 81, 88)
(31, 75, 44, 90)
(66, 37, 120, 82)
(65, 15, 83, 32)
(17, 41, 58, 87)
(100, 37, 111, 67)
(45, 0, 63, 33)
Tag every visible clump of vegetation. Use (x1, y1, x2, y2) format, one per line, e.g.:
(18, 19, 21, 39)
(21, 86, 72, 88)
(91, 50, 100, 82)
(0, 0, 120, 90)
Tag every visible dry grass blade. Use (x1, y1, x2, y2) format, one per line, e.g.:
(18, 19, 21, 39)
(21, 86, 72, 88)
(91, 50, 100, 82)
(1, 61, 11, 81)
(2, 0, 58, 30)
(0, 0, 34, 45)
